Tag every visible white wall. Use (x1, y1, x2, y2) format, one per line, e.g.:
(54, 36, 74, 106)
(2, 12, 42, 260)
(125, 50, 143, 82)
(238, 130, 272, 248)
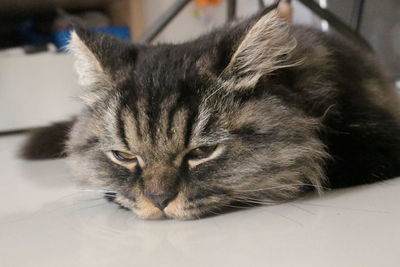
(0, 53, 82, 131)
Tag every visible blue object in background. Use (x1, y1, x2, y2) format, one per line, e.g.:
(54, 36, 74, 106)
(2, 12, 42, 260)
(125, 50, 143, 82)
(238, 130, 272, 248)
(54, 26, 131, 51)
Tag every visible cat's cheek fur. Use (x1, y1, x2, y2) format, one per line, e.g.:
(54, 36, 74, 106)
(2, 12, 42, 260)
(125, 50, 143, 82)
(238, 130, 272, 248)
(116, 194, 165, 220)
(163, 194, 229, 220)
(163, 193, 193, 219)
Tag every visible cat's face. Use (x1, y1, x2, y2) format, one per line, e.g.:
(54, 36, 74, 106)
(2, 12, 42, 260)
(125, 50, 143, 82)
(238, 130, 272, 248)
(66, 10, 327, 219)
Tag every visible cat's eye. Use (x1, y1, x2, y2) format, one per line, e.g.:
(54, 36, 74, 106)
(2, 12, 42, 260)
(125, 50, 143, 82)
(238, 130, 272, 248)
(111, 150, 137, 163)
(187, 145, 217, 160)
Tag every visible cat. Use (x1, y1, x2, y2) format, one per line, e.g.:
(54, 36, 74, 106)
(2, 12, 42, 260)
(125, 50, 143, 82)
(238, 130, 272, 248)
(22, 6, 400, 220)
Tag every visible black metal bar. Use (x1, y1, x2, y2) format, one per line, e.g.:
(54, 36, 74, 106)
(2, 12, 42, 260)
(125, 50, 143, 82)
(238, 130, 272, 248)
(227, 0, 236, 22)
(259, 0, 286, 11)
(350, 0, 365, 32)
(139, 0, 191, 43)
(0, 127, 35, 137)
(258, 0, 265, 10)
(297, 0, 372, 51)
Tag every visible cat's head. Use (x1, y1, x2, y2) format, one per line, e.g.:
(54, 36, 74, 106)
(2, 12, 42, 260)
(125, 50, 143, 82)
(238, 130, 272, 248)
(66, 9, 327, 219)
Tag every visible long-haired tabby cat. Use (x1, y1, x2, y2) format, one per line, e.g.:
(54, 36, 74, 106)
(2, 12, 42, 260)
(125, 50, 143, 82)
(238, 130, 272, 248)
(22, 6, 400, 220)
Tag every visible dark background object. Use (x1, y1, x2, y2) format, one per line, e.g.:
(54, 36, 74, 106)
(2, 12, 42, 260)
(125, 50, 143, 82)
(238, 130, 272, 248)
(297, 0, 372, 52)
(227, 0, 237, 21)
(328, 0, 400, 80)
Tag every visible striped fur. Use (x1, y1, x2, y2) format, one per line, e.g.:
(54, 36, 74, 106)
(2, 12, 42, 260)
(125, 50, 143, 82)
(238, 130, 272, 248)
(25, 8, 400, 219)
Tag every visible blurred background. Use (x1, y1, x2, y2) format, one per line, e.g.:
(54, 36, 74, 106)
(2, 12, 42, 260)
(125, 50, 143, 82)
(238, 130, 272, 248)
(0, 0, 399, 133)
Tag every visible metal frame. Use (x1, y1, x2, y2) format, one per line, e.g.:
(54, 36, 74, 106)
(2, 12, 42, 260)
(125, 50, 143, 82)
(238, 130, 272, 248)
(139, 0, 191, 43)
(227, 0, 237, 22)
(297, 0, 371, 51)
(350, 0, 365, 32)
(0, 128, 33, 137)
(140, 0, 371, 51)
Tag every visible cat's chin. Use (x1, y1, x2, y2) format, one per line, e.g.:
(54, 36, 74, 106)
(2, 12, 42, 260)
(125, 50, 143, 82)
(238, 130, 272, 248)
(115, 194, 165, 219)
(163, 193, 204, 220)
(115, 193, 201, 220)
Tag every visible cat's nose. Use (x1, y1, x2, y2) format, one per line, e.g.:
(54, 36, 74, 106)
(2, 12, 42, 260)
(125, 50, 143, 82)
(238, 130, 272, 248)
(144, 192, 177, 210)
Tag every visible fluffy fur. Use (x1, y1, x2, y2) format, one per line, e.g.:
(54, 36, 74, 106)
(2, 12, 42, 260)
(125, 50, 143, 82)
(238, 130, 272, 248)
(21, 7, 400, 219)
(21, 121, 73, 159)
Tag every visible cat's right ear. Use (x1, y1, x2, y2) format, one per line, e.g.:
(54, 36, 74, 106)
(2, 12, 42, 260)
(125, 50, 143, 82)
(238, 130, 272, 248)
(199, 9, 299, 92)
(68, 28, 135, 105)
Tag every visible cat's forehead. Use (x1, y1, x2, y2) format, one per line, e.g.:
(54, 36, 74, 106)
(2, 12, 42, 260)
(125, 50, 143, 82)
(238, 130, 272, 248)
(122, 49, 205, 109)
(120, 102, 192, 160)
(115, 46, 205, 160)
(133, 44, 207, 85)
(117, 45, 214, 111)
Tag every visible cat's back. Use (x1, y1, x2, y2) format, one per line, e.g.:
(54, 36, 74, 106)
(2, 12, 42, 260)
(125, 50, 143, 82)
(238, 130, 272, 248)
(291, 25, 400, 118)
(285, 25, 400, 187)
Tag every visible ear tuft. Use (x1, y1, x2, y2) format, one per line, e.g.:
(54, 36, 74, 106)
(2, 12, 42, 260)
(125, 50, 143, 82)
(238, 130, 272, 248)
(221, 10, 300, 90)
(67, 29, 134, 105)
(68, 30, 110, 91)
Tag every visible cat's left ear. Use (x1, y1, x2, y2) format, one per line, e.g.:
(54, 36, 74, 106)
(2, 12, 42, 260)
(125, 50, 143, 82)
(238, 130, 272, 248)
(68, 28, 136, 104)
(218, 9, 299, 90)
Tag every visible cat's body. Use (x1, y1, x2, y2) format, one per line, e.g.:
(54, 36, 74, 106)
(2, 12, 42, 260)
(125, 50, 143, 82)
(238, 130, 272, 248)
(22, 7, 400, 219)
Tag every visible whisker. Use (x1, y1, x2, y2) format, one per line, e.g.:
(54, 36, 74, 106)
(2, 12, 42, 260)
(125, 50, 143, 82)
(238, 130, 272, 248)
(80, 188, 117, 194)
(262, 209, 304, 227)
(289, 203, 315, 215)
(75, 202, 110, 211)
(205, 209, 224, 216)
(297, 202, 391, 214)
(234, 183, 329, 193)
(234, 199, 276, 206)
(228, 198, 277, 206)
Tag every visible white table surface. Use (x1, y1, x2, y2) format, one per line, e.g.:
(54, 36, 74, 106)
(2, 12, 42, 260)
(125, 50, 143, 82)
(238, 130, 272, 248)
(1, 134, 399, 267)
